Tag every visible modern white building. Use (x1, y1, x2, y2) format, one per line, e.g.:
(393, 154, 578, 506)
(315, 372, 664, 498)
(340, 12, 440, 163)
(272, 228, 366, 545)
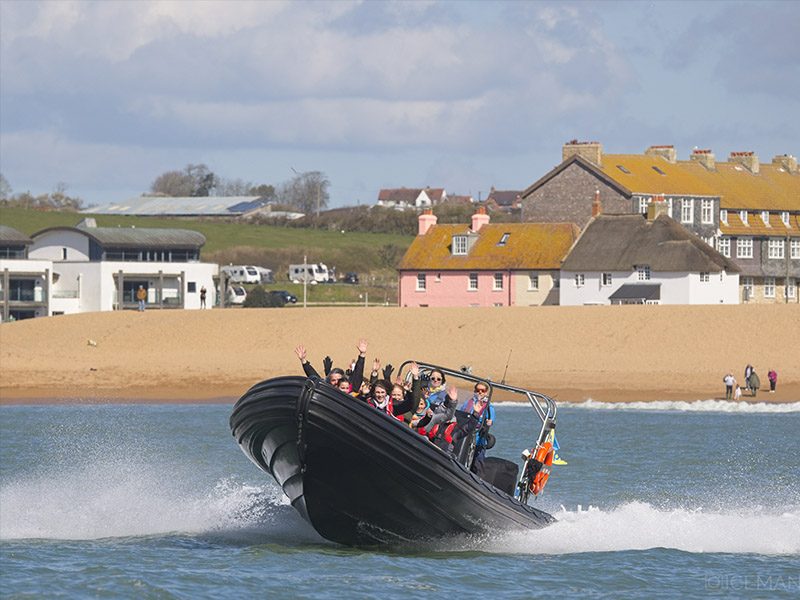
(1, 220, 219, 320)
(560, 208, 740, 306)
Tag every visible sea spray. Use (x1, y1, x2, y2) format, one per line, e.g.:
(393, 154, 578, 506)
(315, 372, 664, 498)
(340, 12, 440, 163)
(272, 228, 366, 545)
(481, 502, 800, 555)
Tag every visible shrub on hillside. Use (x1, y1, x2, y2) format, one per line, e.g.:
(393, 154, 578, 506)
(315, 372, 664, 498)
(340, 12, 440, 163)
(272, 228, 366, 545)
(243, 286, 285, 308)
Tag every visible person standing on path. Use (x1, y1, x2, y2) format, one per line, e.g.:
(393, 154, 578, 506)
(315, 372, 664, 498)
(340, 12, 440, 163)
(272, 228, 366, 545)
(768, 369, 778, 393)
(200, 285, 207, 309)
(136, 285, 147, 312)
(723, 372, 735, 400)
(749, 369, 761, 397)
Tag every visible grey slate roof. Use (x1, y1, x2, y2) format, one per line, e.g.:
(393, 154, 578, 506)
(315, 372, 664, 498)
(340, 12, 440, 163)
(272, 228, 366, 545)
(85, 196, 268, 216)
(609, 283, 661, 301)
(33, 225, 206, 249)
(0, 225, 33, 245)
(561, 214, 740, 273)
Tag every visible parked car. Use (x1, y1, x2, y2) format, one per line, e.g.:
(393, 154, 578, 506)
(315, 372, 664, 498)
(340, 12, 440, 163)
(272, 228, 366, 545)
(343, 272, 359, 284)
(270, 290, 297, 304)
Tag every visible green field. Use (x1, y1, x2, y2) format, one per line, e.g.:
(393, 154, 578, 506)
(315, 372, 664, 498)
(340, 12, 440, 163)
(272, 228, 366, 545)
(0, 206, 413, 285)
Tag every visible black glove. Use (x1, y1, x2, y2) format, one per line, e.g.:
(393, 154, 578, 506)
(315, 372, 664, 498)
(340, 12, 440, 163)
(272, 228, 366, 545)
(323, 356, 333, 376)
(382, 364, 394, 381)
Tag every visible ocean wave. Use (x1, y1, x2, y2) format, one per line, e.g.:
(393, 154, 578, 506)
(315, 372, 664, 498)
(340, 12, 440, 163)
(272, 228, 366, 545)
(483, 501, 800, 555)
(559, 399, 800, 413)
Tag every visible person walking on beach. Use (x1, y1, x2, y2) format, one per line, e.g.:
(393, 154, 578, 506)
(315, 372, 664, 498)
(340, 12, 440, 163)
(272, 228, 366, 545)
(136, 285, 147, 312)
(744, 364, 754, 393)
(734, 384, 742, 401)
(768, 369, 778, 393)
(749, 369, 761, 397)
(200, 285, 207, 309)
(723, 372, 735, 400)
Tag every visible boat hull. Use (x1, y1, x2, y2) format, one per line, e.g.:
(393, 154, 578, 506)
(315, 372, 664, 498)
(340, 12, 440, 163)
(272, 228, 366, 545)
(230, 376, 555, 545)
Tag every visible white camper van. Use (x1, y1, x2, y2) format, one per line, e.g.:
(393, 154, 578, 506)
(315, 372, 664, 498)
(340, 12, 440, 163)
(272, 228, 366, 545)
(220, 265, 261, 284)
(288, 263, 330, 284)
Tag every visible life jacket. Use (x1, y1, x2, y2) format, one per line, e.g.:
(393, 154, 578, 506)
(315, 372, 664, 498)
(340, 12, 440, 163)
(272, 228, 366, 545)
(526, 441, 554, 496)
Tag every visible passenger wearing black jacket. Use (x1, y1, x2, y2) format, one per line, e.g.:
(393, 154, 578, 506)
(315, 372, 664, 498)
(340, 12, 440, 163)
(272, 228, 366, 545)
(294, 339, 368, 391)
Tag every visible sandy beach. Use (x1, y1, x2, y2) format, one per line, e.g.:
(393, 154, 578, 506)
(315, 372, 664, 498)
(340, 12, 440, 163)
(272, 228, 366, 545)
(1, 304, 797, 404)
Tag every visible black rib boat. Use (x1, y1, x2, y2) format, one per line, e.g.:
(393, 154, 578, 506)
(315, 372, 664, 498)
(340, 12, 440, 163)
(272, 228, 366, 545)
(229, 363, 557, 546)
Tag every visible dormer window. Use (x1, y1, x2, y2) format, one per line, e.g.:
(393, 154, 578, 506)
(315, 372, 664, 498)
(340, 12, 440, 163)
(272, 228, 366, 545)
(782, 212, 790, 227)
(720, 209, 728, 225)
(762, 211, 770, 226)
(453, 235, 468, 255)
(740, 210, 748, 225)
(498, 233, 510, 246)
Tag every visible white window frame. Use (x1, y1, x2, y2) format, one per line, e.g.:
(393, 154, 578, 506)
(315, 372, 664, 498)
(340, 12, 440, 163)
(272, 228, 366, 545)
(762, 211, 770, 226)
(768, 239, 785, 259)
(737, 237, 753, 259)
(700, 272, 710, 283)
(453, 235, 468, 255)
(781, 212, 790, 227)
(601, 273, 612, 287)
(681, 199, 694, 224)
(740, 210, 748, 225)
(667, 198, 673, 218)
(701, 199, 714, 224)
(791, 239, 800, 259)
(468, 273, 478, 291)
(528, 273, 539, 291)
(787, 278, 796, 299)
(720, 209, 728, 225)
(764, 277, 776, 298)
(575, 273, 585, 287)
(638, 197, 649, 214)
(637, 265, 651, 281)
(493, 273, 503, 291)
(416, 273, 426, 291)
(717, 237, 731, 258)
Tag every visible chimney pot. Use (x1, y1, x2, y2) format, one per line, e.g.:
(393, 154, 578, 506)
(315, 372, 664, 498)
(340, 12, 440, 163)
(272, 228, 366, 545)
(471, 207, 490, 232)
(729, 151, 760, 174)
(418, 209, 438, 235)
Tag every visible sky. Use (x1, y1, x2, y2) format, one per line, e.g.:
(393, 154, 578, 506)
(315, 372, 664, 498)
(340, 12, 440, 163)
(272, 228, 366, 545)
(1, 0, 798, 209)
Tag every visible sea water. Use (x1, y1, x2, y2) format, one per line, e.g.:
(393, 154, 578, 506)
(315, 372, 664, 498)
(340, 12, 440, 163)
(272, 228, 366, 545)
(1, 401, 798, 599)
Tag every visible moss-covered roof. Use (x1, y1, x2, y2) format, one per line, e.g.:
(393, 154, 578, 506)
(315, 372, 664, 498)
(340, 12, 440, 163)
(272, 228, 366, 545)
(397, 222, 580, 271)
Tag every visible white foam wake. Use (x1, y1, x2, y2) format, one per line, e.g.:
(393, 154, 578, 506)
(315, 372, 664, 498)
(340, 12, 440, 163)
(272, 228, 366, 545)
(560, 399, 800, 413)
(485, 502, 800, 555)
(0, 461, 298, 540)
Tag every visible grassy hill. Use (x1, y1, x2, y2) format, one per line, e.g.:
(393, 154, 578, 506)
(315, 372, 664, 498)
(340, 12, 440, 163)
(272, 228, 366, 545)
(0, 206, 412, 270)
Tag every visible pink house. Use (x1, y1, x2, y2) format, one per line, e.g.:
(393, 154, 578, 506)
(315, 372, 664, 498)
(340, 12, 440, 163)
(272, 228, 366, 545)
(397, 209, 579, 307)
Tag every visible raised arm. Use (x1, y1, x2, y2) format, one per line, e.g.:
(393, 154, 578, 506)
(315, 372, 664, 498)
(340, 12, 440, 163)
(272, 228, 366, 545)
(350, 338, 368, 390)
(294, 344, 320, 378)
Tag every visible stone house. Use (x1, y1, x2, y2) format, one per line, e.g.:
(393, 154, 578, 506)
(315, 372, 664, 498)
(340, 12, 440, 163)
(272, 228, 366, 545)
(521, 141, 799, 303)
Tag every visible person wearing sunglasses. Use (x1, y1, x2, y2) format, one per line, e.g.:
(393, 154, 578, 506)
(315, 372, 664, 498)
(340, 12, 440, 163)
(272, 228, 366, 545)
(420, 370, 457, 439)
(458, 383, 495, 475)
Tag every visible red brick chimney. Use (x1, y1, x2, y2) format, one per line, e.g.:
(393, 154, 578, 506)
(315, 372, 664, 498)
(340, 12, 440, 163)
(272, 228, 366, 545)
(690, 148, 716, 171)
(418, 209, 437, 235)
(471, 206, 490, 232)
(592, 190, 602, 217)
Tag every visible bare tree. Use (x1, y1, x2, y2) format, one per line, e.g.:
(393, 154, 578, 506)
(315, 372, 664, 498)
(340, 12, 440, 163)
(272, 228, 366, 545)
(279, 171, 329, 216)
(216, 178, 254, 196)
(0, 173, 11, 201)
